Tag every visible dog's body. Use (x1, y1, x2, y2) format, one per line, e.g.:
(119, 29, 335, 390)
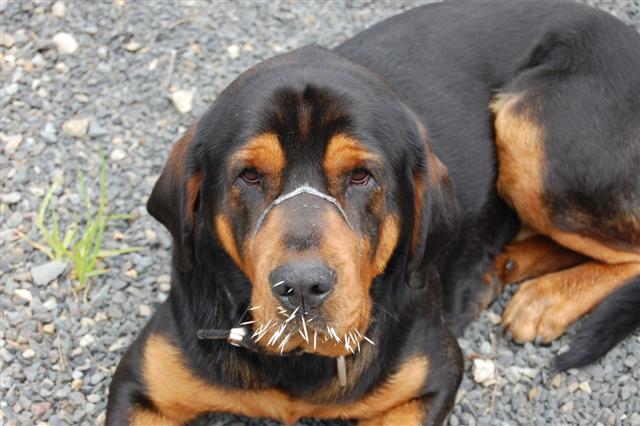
(108, 3, 640, 425)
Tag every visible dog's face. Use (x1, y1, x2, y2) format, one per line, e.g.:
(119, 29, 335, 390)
(148, 47, 455, 356)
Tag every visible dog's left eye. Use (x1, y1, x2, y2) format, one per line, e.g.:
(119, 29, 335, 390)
(350, 168, 371, 186)
(239, 168, 261, 186)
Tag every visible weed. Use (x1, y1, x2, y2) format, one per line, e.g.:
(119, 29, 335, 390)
(21, 155, 141, 295)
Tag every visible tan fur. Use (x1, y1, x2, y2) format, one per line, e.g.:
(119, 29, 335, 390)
(130, 407, 178, 426)
(503, 261, 640, 342)
(493, 93, 640, 264)
(323, 133, 382, 196)
(358, 399, 426, 426)
(142, 334, 429, 425)
(493, 235, 586, 285)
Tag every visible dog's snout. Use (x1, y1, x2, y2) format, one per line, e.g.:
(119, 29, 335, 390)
(269, 261, 336, 312)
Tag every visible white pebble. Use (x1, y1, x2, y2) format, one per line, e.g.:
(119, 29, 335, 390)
(2, 134, 22, 155)
(14, 289, 32, 303)
(3, 192, 21, 204)
(110, 148, 126, 161)
(79, 334, 95, 348)
(139, 304, 152, 317)
(52, 32, 78, 54)
(170, 89, 194, 114)
(22, 349, 36, 359)
(62, 117, 90, 138)
(227, 44, 240, 59)
(472, 358, 496, 385)
(51, 1, 66, 17)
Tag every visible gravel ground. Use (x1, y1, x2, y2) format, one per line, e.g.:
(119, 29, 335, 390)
(1, 1, 639, 425)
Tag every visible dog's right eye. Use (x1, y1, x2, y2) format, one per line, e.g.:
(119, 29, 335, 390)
(239, 168, 261, 186)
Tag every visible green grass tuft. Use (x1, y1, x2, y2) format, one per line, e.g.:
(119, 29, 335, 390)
(22, 154, 141, 293)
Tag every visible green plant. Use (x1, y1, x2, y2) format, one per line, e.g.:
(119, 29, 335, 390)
(22, 155, 141, 293)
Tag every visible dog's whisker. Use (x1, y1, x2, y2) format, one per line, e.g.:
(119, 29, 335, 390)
(248, 306, 261, 311)
(272, 280, 285, 288)
(313, 330, 317, 352)
(239, 320, 256, 326)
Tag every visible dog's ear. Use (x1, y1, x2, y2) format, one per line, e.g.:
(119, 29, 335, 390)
(409, 123, 460, 275)
(147, 124, 202, 271)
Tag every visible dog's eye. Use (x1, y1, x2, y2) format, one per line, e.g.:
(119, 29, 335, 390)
(350, 168, 371, 186)
(240, 169, 260, 186)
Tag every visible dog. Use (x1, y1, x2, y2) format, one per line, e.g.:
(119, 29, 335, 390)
(107, 2, 640, 425)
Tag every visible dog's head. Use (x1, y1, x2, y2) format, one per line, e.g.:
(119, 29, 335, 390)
(148, 47, 457, 356)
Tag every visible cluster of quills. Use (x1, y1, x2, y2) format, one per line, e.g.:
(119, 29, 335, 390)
(236, 281, 376, 355)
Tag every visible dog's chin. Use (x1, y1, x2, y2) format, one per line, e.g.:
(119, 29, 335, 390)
(251, 308, 372, 357)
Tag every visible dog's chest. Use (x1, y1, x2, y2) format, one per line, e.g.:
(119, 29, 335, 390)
(142, 334, 428, 424)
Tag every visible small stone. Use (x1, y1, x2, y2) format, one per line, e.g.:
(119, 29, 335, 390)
(0, 32, 15, 48)
(125, 268, 138, 278)
(14, 289, 32, 303)
(41, 122, 57, 142)
(561, 401, 574, 413)
(31, 261, 66, 286)
(170, 89, 194, 114)
(42, 298, 57, 310)
(42, 323, 55, 334)
(22, 349, 36, 359)
(3, 192, 21, 204)
(52, 32, 79, 54)
(88, 120, 108, 138)
(62, 117, 90, 138)
(71, 378, 83, 390)
(79, 334, 94, 347)
(479, 341, 492, 355)
(51, 1, 66, 17)
(55, 62, 69, 73)
(227, 44, 240, 59)
(87, 394, 100, 403)
(30, 402, 50, 418)
(110, 148, 126, 161)
(579, 381, 592, 395)
(108, 337, 128, 352)
(568, 382, 579, 393)
(551, 373, 565, 388)
(139, 304, 152, 317)
(599, 393, 615, 407)
(472, 358, 496, 385)
(486, 311, 501, 325)
(528, 386, 538, 400)
(2, 134, 22, 155)
(144, 229, 157, 243)
(124, 41, 142, 52)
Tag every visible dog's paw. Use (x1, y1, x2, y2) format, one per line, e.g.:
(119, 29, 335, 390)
(502, 276, 571, 343)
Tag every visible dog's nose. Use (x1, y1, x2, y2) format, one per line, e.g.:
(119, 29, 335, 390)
(269, 261, 336, 312)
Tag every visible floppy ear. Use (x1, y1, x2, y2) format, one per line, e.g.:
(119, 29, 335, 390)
(409, 123, 460, 274)
(147, 124, 202, 271)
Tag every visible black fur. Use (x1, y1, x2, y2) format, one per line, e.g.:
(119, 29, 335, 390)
(108, 3, 640, 424)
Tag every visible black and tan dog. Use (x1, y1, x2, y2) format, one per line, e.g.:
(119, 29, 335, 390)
(107, 3, 640, 425)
